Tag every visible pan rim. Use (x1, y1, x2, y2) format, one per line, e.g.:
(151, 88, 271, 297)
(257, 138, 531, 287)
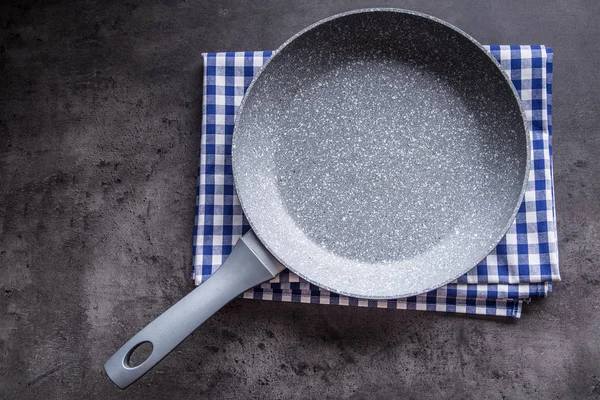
(231, 8, 531, 299)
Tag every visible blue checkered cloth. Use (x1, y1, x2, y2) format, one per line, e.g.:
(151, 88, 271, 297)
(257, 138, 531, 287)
(193, 46, 559, 318)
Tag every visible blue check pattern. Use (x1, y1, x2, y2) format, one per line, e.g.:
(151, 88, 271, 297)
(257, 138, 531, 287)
(193, 46, 559, 318)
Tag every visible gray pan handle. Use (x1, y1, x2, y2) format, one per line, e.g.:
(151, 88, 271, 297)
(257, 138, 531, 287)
(104, 230, 285, 389)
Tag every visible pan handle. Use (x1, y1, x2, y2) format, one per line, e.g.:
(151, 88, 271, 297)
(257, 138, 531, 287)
(104, 230, 285, 389)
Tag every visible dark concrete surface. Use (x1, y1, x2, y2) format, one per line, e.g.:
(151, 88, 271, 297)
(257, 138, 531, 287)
(1, 0, 599, 398)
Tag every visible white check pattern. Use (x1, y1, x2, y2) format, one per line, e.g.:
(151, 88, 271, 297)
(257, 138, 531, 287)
(193, 46, 558, 318)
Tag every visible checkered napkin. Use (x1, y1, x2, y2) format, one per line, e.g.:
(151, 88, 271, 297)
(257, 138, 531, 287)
(193, 45, 559, 318)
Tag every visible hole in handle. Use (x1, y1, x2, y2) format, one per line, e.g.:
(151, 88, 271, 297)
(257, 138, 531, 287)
(126, 341, 154, 368)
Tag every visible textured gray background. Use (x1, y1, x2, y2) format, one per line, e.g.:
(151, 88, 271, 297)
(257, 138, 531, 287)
(0, 0, 598, 399)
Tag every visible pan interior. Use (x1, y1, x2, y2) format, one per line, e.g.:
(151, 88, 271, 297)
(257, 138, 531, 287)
(233, 10, 528, 298)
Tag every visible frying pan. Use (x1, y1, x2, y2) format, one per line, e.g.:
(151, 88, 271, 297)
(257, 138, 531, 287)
(105, 9, 530, 388)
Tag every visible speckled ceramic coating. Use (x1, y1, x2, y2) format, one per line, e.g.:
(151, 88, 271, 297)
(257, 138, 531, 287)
(232, 9, 530, 299)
